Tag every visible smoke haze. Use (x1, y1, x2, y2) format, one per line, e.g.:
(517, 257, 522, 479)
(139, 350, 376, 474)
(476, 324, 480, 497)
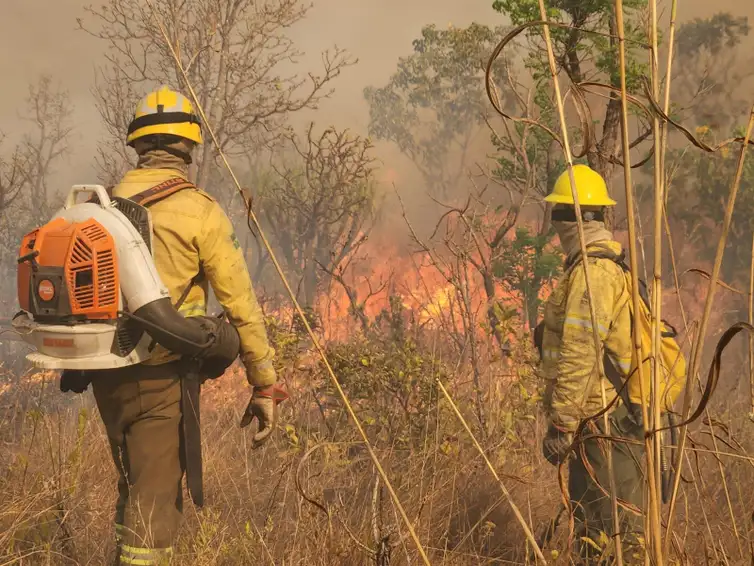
(3, 0, 751, 192)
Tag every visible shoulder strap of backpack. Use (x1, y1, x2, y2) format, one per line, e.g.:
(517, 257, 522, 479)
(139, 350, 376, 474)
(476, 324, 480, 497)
(565, 243, 654, 310)
(85, 177, 196, 207)
(129, 176, 196, 207)
(136, 178, 206, 307)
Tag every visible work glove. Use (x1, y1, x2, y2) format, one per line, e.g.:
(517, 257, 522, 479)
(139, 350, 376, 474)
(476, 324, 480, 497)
(240, 384, 289, 448)
(542, 423, 574, 466)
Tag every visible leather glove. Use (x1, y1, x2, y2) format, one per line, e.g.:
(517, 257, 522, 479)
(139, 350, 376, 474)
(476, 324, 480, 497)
(542, 424, 574, 466)
(240, 384, 289, 448)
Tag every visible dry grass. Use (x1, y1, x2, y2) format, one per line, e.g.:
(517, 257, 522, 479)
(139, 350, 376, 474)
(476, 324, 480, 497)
(1, 316, 753, 565)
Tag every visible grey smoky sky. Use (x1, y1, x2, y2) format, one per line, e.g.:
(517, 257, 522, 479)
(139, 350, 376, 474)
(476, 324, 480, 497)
(1, 0, 752, 189)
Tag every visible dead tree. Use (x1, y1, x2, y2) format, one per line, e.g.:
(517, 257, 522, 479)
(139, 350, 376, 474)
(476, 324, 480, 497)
(256, 124, 378, 307)
(17, 76, 73, 227)
(0, 75, 73, 267)
(0, 137, 24, 219)
(79, 0, 354, 194)
(318, 250, 390, 335)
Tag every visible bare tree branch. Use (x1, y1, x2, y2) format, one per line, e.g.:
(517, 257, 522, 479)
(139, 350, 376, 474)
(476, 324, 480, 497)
(79, 0, 356, 193)
(255, 124, 377, 306)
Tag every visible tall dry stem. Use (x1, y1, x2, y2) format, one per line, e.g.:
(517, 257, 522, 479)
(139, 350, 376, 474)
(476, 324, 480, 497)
(613, 2, 662, 563)
(749, 233, 754, 420)
(659, 0, 677, 209)
(536, 0, 623, 561)
(648, 0, 667, 560)
(657, 5, 678, 556)
(665, 104, 754, 557)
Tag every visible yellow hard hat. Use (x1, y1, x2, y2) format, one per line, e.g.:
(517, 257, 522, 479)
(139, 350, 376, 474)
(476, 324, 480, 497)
(126, 85, 203, 146)
(545, 164, 616, 206)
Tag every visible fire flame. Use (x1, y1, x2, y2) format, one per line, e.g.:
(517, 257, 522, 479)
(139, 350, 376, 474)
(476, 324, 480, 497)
(312, 219, 550, 343)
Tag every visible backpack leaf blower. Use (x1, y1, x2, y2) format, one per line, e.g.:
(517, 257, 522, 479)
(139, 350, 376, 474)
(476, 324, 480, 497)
(13, 184, 239, 371)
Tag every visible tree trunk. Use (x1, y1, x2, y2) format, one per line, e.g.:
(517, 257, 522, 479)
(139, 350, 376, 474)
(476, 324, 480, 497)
(540, 202, 553, 238)
(589, 13, 623, 231)
(302, 260, 318, 307)
(195, 25, 229, 193)
(466, 299, 487, 437)
(590, 96, 621, 230)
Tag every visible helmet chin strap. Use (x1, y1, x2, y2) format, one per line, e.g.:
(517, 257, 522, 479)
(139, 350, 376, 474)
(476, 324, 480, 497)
(551, 208, 605, 223)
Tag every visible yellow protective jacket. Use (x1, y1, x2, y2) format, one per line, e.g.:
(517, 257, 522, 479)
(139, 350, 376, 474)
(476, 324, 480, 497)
(541, 240, 632, 432)
(111, 158, 276, 387)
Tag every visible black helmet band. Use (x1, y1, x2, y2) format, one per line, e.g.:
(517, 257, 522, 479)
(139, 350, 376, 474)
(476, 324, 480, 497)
(126, 111, 202, 138)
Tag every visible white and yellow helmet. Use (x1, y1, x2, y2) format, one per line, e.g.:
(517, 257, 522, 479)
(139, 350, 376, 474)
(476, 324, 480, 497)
(126, 85, 203, 146)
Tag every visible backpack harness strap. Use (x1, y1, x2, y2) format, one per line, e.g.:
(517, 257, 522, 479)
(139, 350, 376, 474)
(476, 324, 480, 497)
(85, 176, 194, 207)
(128, 176, 197, 207)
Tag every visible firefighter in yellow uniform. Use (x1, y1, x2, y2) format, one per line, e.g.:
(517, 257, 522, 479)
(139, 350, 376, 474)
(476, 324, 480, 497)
(86, 86, 282, 565)
(539, 165, 644, 562)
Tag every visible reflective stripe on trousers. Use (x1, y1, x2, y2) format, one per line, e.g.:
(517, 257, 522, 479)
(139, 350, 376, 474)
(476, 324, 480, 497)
(120, 544, 173, 565)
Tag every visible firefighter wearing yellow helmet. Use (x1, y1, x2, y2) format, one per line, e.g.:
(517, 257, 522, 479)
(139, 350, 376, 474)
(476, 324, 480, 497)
(126, 85, 203, 155)
(85, 86, 284, 565)
(538, 164, 645, 561)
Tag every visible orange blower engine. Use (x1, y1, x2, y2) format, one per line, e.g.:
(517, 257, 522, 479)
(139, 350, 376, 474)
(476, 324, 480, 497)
(13, 185, 230, 370)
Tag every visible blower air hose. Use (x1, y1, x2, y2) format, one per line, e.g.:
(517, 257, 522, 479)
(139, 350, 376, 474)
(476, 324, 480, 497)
(120, 298, 241, 374)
